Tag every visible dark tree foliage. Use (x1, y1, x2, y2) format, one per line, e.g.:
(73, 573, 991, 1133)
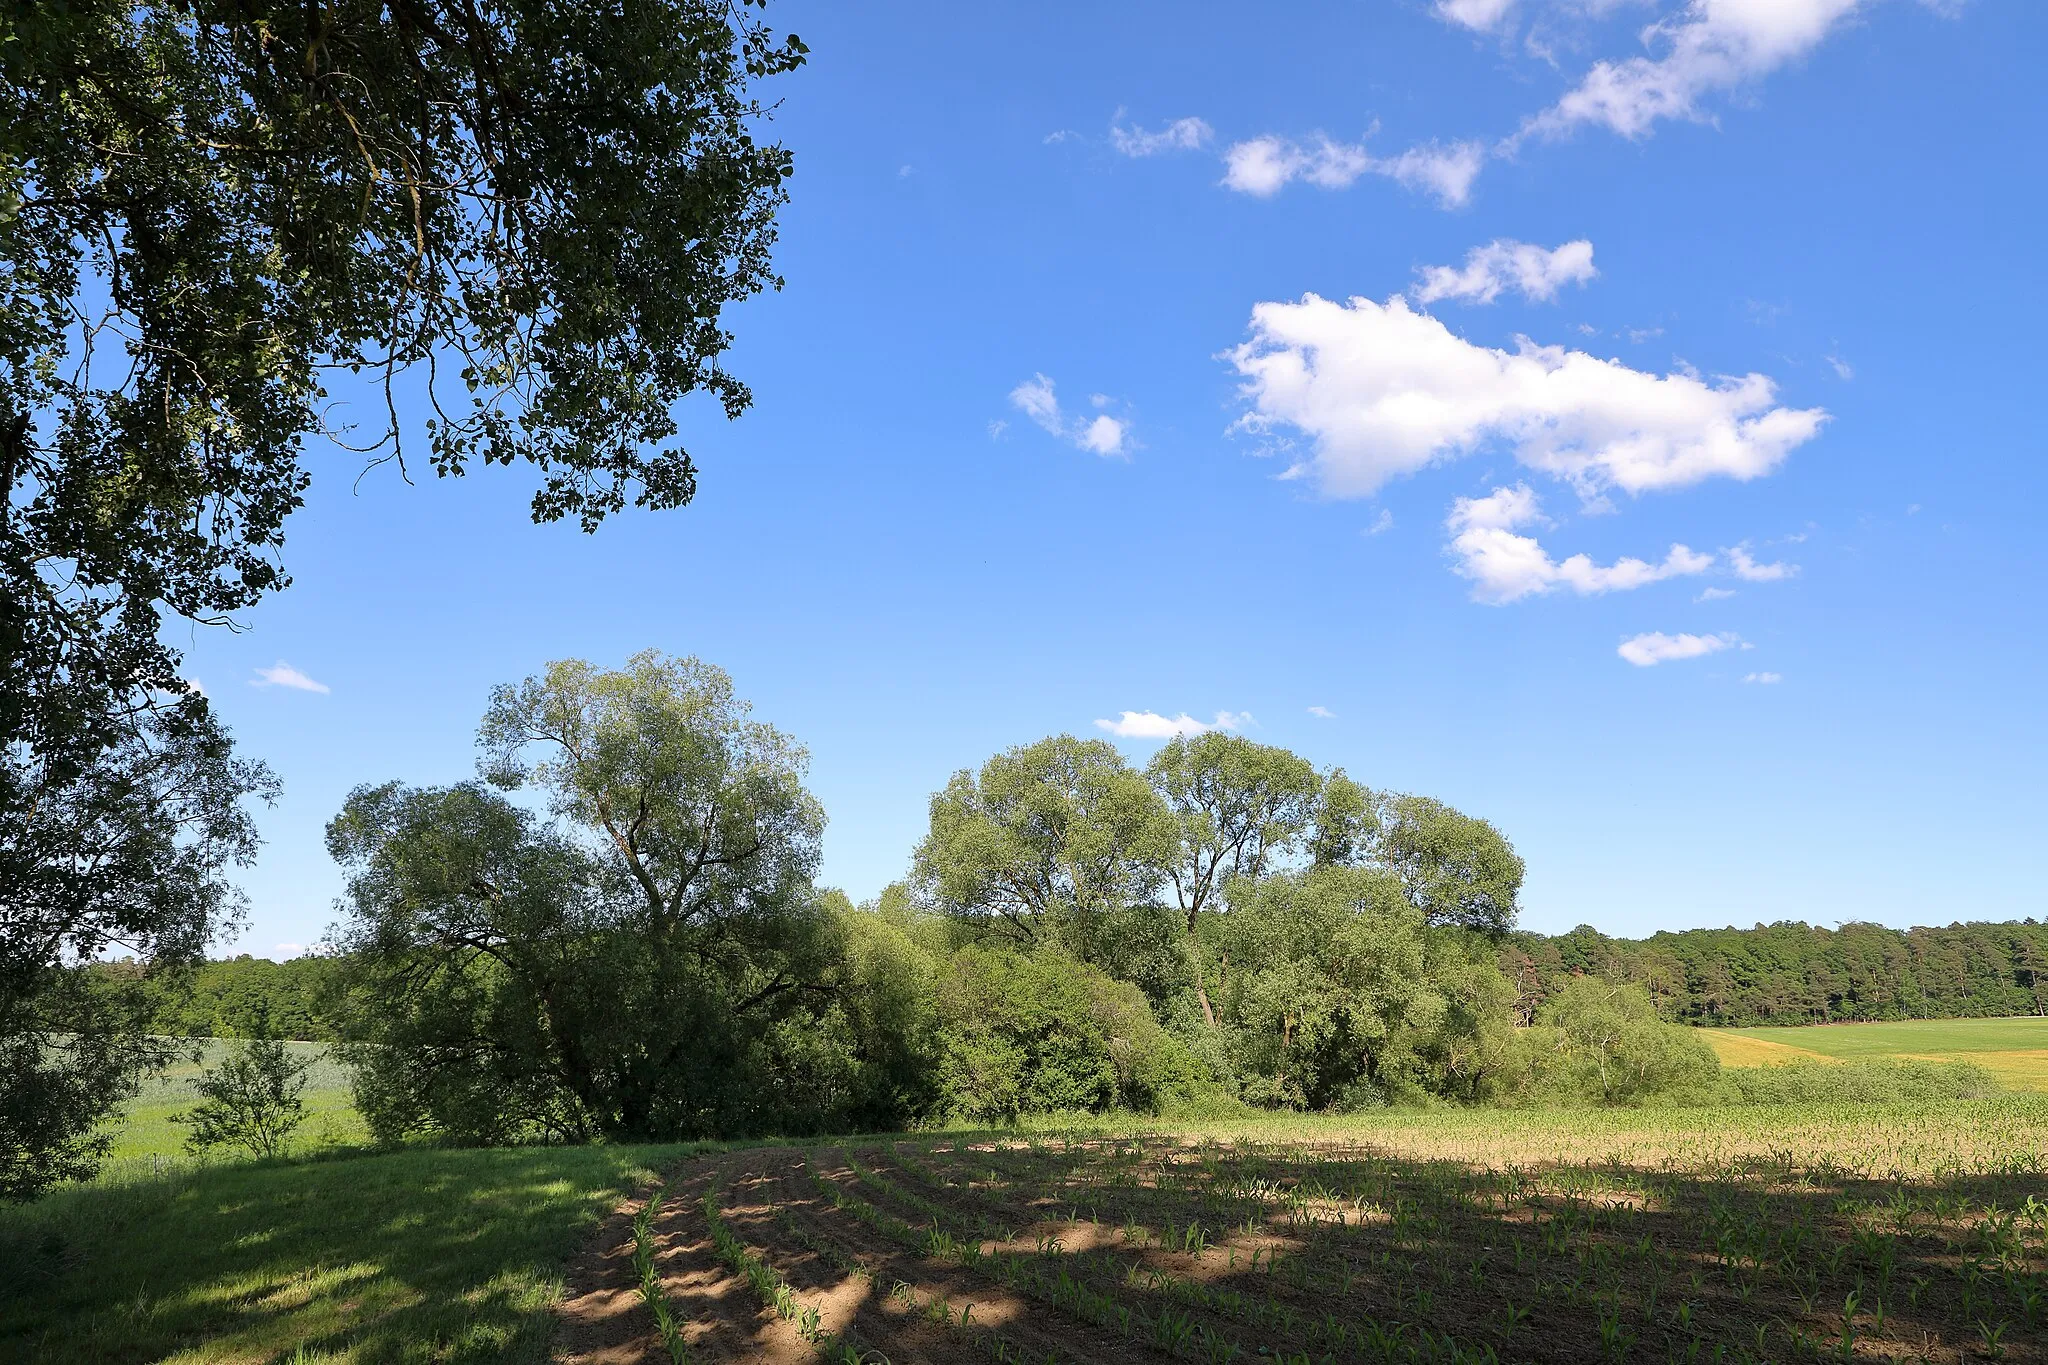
(4, 0, 803, 777)
(0, 709, 272, 1199)
(1506, 918, 2048, 1025)
(1, 0, 799, 1197)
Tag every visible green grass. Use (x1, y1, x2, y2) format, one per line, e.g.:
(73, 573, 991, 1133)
(0, 1143, 706, 1365)
(98, 1040, 366, 1174)
(1721, 1015, 2048, 1090)
(1723, 1015, 2048, 1057)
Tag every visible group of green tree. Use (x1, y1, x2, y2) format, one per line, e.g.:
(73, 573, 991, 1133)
(1504, 918, 2048, 1026)
(138, 913, 2048, 1046)
(24, 652, 2024, 1196)
(289, 653, 1735, 1146)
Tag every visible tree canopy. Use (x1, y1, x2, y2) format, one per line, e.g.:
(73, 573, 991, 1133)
(1, 0, 803, 1193)
(328, 654, 881, 1142)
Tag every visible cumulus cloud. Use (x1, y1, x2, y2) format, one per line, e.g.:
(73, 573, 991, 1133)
(1616, 630, 1741, 666)
(1308, 705, 1336, 719)
(1111, 113, 1213, 157)
(1010, 374, 1131, 457)
(1446, 484, 1713, 603)
(1520, 0, 1870, 143)
(1435, 0, 1519, 31)
(1414, 239, 1598, 306)
(1095, 710, 1251, 739)
(1227, 293, 1825, 499)
(1728, 545, 1797, 581)
(1222, 135, 1485, 208)
(1743, 671, 1783, 684)
(251, 661, 330, 694)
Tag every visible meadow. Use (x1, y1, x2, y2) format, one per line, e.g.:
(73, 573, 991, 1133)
(95, 1040, 367, 1176)
(1701, 1017, 2048, 1091)
(10, 1098, 2045, 1364)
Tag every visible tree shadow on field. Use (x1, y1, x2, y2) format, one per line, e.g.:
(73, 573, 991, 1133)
(0, 1143, 686, 1365)
(838, 1133, 2048, 1365)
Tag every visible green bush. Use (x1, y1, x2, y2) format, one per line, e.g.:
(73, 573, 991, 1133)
(175, 1033, 312, 1158)
(1515, 979, 1722, 1106)
(933, 946, 1197, 1121)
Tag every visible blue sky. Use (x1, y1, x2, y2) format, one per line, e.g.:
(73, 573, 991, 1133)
(183, 0, 2046, 955)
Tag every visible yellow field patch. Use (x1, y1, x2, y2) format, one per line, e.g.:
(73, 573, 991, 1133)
(1696, 1031, 1835, 1067)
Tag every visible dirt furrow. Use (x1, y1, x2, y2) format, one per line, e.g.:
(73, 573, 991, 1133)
(556, 1152, 815, 1365)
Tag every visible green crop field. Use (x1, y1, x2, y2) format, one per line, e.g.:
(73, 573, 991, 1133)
(1704, 1016, 2048, 1091)
(7, 1099, 2047, 1364)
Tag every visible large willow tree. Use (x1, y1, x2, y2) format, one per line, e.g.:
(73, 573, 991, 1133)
(1, 1, 804, 1195)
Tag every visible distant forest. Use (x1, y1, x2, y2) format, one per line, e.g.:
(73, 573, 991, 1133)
(1506, 918, 2048, 1026)
(125, 917, 2048, 1042)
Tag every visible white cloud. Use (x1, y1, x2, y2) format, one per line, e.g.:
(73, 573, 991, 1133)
(273, 942, 308, 959)
(1617, 630, 1741, 666)
(1095, 710, 1251, 739)
(1415, 239, 1598, 306)
(1222, 135, 1371, 196)
(987, 419, 1008, 439)
(1111, 113, 1213, 157)
(1695, 586, 1736, 601)
(1365, 508, 1395, 536)
(1375, 140, 1488, 207)
(1009, 373, 1130, 457)
(1828, 354, 1854, 380)
(1221, 135, 1485, 208)
(1446, 484, 1712, 603)
(1077, 415, 1130, 456)
(1520, 0, 1869, 143)
(1435, 0, 1519, 32)
(251, 661, 329, 694)
(1728, 544, 1797, 581)
(1743, 671, 1783, 684)
(1228, 293, 1826, 499)
(1307, 705, 1336, 719)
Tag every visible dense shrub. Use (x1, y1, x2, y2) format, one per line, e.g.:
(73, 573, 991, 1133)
(1515, 979, 1722, 1106)
(933, 947, 1197, 1121)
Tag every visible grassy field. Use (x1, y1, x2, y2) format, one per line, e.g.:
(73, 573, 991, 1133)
(1701, 1015, 2048, 1091)
(94, 1040, 367, 1177)
(10, 1098, 2045, 1364)
(0, 1142, 709, 1365)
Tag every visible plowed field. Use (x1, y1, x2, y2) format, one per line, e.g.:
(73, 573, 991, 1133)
(557, 1133, 2048, 1364)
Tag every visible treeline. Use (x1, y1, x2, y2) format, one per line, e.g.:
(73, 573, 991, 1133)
(94, 956, 337, 1041)
(296, 651, 1781, 1145)
(123, 653, 2016, 1146)
(1507, 919, 2048, 1026)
